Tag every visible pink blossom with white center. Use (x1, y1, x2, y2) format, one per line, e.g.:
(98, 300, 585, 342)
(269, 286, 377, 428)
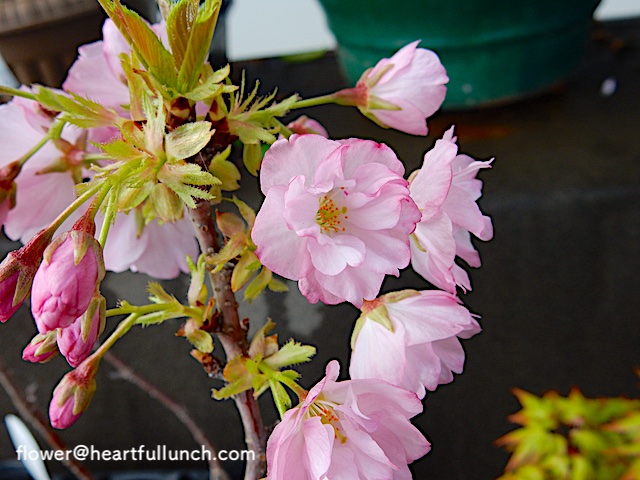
(266, 360, 430, 480)
(0, 96, 87, 242)
(350, 290, 481, 399)
(31, 232, 103, 333)
(408, 126, 493, 293)
(348, 41, 448, 136)
(99, 210, 199, 279)
(251, 134, 420, 307)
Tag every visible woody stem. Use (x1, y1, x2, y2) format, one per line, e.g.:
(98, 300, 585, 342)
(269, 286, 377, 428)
(188, 199, 267, 480)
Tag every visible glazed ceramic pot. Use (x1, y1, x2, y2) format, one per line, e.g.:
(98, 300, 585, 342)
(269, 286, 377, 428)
(318, 0, 601, 109)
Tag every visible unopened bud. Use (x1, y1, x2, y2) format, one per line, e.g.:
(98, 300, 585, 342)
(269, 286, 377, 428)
(286, 116, 329, 137)
(22, 331, 58, 363)
(31, 228, 105, 333)
(57, 294, 106, 367)
(49, 361, 98, 429)
(0, 228, 54, 322)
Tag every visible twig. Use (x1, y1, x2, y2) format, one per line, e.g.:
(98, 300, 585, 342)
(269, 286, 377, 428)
(0, 356, 94, 480)
(103, 351, 230, 480)
(188, 199, 267, 480)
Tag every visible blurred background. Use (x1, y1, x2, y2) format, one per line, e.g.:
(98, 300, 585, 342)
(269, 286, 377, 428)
(0, 0, 639, 479)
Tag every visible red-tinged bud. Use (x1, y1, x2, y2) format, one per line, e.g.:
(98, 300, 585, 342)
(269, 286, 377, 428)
(0, 228, 54, 322)
(22, 331, 58, 363)
(286, 116, 329, 137)
(49, 360, 98, 429)
(31, 219, 105, 333)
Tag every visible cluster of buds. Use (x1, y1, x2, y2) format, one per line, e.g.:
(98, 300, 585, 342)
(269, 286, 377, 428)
(0, 0, 495, 477)
(0, 207, 105, 427)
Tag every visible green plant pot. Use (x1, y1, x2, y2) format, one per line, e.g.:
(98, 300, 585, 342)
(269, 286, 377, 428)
(318, 0, 601, 109)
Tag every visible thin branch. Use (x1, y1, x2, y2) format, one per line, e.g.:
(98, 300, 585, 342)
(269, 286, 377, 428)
(188, 199, 267, 480)
(0, 356, 94, 480)
(103, 351, 230, 480)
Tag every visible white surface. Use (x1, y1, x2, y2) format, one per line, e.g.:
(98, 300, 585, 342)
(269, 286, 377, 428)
(594, 0, 640, 20)
(226, 0, 336, 61)
(227, 0, 640, 61)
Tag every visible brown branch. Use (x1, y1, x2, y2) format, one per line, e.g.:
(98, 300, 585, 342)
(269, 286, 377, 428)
(188, 199, 267, 480)
(0, 356, 94, 480)
(103, 351, 230, 480)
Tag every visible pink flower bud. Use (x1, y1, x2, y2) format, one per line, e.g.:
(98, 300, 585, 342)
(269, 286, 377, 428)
(22, 331, 58, 363)
(49, 390, 82, 430)
(57, 295, 106, 367)
(286, 116, 328, 137)
(31, 229, 105, 333)
(0, 228, 53, 322)
(0, 270, 20, 323)
(49, 362, 98, 429)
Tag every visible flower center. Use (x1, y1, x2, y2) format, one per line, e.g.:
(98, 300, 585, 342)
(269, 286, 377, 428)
(316, 193, 348, 234)
(307, 398, 348, 444)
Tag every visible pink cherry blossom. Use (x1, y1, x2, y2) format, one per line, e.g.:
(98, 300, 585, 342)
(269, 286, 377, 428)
(252, 134, 420, 307)
(350, 290, 481, 399)
(266, 360, 429, 479)
(63, 19, 168, 111)
(31, 232, 103, 333)
(0, 93, 195, 279)
(100, 211, 199, 279)
(408, 126, 493, 293)
(343, 40, 448, 136)
(0, 96, 85, 243)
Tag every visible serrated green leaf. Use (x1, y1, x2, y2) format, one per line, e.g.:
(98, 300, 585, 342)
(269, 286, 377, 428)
(136, 309, 185, 326)
(264, 340, 316, 370)
(147, 281, 176, 304)
(97, 0, 177, 88)
(244, 267, 271, 302)
(570, 454, 594, 480)
(212, 377, 253, 400)
(165, 121, 213, 160)
(242, 142, 263, 176)
(209, 146, 241, 191)
(229, 195, 256, 228)
(269, 377, 292, 419)
(216, 211, 245, 238)
(267, 277, 289, 293)
(35, 87, 122, 128)
(208, 233, 246, 270)
(166, 0, 199, 70)
(187, 329, 214, 353)
(177, 0, 222, 92)
(231, 250, 261, 292)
